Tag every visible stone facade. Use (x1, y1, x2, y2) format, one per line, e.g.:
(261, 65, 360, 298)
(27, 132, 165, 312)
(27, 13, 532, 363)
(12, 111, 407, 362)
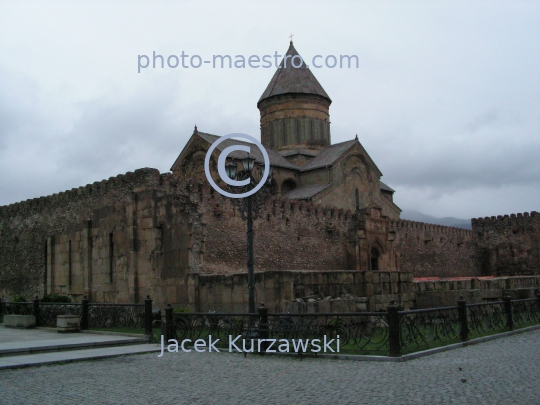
(472, 212, 540, 276)
(0, 167, 490, 308)
(391, 219, 478, 278)
(413, 275, 540, 308)
(193, 270, 415, 313)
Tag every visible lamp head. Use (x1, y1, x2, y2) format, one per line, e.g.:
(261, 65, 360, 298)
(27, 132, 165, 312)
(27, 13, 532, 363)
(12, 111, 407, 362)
(242, 153, 256, 173)
(225, 161, 237, 180)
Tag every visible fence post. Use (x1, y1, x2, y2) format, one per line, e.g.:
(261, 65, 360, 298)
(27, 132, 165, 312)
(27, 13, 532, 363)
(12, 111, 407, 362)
(457, 296, 468, 342)
(144, 295, 153, 337)
(258, 303, 269, 354)
(33, 296, 40, 327)
(387, 299, 401, 357)
(165, 304, 174, 342)
(503, 293, 513, 331)
(81, 296, 89, 330)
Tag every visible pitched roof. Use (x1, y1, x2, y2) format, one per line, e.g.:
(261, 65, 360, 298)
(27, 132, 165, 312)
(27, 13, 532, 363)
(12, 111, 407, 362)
(283, 183, 331, 200)
(258, 43, 331, 105)
(196, 132, 300, 170)
(380, 181, 395, 193)
(300, 140, 356, 171)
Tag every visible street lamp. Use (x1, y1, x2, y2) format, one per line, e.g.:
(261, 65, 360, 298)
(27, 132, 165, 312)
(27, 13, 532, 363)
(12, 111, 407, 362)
(225, 154, 273, 313)
(225, 161, 237, 180)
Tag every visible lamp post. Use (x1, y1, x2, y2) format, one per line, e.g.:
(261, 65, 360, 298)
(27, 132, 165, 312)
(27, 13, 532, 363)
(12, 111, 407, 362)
(225, 153, 272, 313)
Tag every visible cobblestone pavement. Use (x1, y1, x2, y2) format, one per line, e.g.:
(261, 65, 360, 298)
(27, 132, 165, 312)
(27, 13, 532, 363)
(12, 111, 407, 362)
(1, 330, 539, 405)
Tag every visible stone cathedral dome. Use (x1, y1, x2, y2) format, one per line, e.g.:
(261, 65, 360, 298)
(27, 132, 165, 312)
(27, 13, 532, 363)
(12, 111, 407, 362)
(258, 42, 332, 154)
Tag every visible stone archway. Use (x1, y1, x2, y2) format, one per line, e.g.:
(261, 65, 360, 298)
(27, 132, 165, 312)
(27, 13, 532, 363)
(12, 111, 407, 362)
(369, 241, 385, 270)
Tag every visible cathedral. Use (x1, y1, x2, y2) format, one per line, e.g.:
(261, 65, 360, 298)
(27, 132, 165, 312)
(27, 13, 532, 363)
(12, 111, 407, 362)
(2, 43, 532, 311)
(172, 42, 401, 220)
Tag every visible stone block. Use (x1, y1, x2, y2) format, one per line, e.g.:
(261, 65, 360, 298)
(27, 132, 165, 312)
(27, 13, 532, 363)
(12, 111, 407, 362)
(391, 283, 400, 294)
(330, 300, 348, 313)
(341, 273, 354, 285)
(218, 287, 233, 308)
(167, 286, 177, 303)
(318, 300, 330, 313)
(373, 283, 382, 295)
(4, 315, 36, 328)
(57, 315, 80, 332)
(390, 272, 398, 283)
(365, 283, 374, 297)
(355, 303, 367, 311)
(139, 218, 154, 229)
(364, 271, 373, 283)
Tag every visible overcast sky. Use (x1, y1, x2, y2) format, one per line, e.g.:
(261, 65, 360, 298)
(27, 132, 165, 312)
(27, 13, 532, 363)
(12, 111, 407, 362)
(0, 1, 538, 219)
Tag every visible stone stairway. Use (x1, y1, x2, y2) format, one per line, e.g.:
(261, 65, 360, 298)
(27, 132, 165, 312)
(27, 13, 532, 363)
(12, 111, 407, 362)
(0, 326, 161, 370)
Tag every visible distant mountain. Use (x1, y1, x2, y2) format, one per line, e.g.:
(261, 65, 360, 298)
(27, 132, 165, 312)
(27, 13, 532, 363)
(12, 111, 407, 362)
(400, 210, 472, 230)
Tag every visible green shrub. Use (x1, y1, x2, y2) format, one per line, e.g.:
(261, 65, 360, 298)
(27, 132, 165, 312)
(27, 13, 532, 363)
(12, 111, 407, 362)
(11, 296, 29, 315)
(41, 293, 71, 303)
(173, 306, 191, 313)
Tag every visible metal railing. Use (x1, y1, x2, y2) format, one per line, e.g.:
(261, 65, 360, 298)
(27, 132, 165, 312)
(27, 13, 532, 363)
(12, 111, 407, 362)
(2, 292, 539, 356)
(0, 296, 154, 336)
(164, 308, 390, 355)
(161, 292, 540, 357)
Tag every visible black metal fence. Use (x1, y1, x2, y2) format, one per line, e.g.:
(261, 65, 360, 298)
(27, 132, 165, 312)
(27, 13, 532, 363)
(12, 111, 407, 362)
(2, 292, 539, 356)
(162, 292, 540, 357)
(0, 296, 154, 336)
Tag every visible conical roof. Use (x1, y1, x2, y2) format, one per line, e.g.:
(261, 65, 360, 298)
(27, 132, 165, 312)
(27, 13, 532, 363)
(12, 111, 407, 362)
(258, 42, 331, 105)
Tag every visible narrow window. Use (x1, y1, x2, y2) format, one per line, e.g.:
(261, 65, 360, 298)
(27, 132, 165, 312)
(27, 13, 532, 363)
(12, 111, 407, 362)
(68, 240, 72, 286)
(109, 233, 114, 283)
(370, 248, 380, 270)
(355, 189, 360, 211)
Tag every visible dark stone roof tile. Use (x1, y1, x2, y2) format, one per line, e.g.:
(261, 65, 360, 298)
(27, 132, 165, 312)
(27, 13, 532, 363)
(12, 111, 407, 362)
(197, 132, 300, 170)
(380, 181, 395, 193)
(300, 140, 356, 171)
(283, 183, 331, 200)
(258, 43, 331, 104)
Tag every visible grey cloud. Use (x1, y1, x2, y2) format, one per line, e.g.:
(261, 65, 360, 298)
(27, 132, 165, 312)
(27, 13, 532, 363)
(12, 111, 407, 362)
(464, 108, 499, 133)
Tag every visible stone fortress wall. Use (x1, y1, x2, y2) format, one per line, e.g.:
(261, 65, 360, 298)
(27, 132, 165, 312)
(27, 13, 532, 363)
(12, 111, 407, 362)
(0, 168, 162, 301)
(390, 219, 478, 278)
(472, 212, 540, 276)
(0, 167, 538, 312)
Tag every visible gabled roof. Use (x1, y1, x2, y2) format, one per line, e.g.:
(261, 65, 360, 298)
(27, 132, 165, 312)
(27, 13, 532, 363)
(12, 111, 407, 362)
(258, 42, 331, 105)
(380, 181, 395, 193)
(299, 138, 383, 177)
(300, 140, 356, 171)
(171, 130, 300, 172)
(283, 183, 332, 200)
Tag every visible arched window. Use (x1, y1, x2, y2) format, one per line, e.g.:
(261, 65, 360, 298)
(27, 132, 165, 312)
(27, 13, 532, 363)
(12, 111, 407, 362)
(281, 179, 297, 195)
(370, 247, 380, 270)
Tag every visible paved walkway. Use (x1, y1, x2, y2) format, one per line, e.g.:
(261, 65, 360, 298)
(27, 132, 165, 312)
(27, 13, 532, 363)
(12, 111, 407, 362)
(0, 326, 158, 370)
(1, 329, 539, 404)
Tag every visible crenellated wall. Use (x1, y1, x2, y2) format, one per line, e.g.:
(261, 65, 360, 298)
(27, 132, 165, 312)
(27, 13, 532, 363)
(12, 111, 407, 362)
(0, 168, 162, 300)
(198, 191, 357, 274)
(472, 212, 540, 276)
(1, 163, 537, 310)
(390, 219, 479, 278)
